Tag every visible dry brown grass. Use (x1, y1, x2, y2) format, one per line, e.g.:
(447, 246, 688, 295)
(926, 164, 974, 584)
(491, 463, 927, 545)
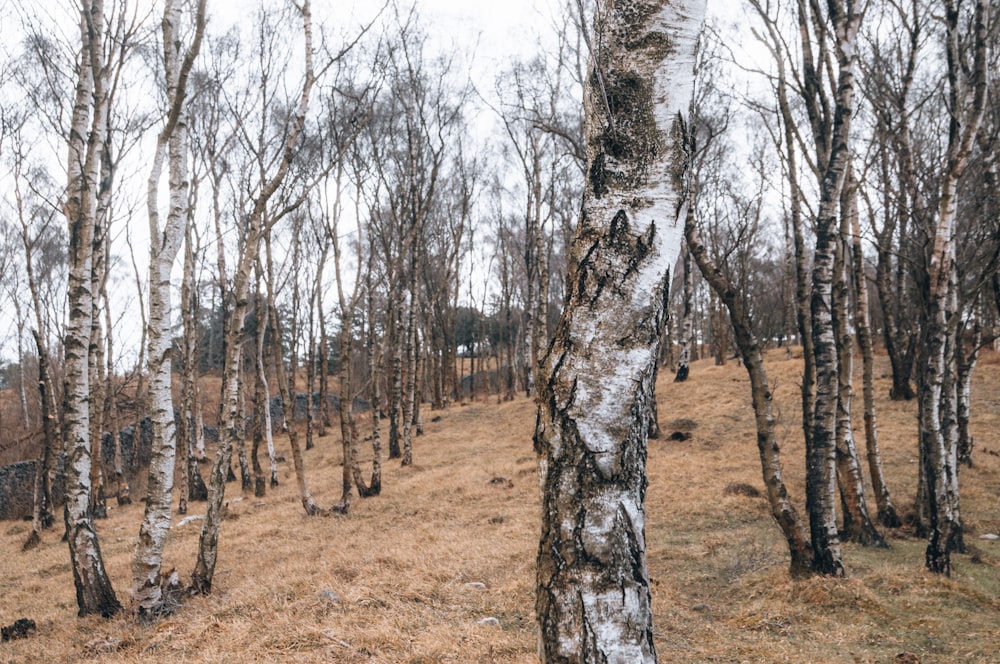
(2, 350, 1000, 663)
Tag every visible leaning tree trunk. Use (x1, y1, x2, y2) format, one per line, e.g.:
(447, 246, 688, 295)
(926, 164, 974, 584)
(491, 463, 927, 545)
(685, 203, 813, 577)
(534, 1, 704, 661)
(192, 0, 315, 593)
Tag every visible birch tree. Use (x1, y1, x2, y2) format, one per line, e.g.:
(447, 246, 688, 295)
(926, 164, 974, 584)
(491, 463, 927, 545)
(61, 0, 121, 618)
(918, 0, 988, 575)
(789, 0, 866, 576)
(683, 154, 813, 578)
(534, 0, 705, 660)
(192, 0, 316, 594)
(131, 0, 205, 618)
(5, 125, 65, 545)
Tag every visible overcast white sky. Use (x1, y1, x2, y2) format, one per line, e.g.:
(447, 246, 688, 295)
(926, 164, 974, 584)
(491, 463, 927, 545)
(0, 0, 754, 366)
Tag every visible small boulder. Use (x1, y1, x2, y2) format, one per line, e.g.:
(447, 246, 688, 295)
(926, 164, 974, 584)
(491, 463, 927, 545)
(723, 482, 761, 498)
(1, 618, 36, 642)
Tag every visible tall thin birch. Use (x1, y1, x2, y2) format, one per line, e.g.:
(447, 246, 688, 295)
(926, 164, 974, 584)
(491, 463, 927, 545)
(132, 0, 206, 617)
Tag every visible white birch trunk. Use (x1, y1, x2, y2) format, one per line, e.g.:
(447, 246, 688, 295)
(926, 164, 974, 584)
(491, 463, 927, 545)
(256, 300, 278, 488)
(132, 0, 205, 617)
(535, 1, 704, 661)
(805, 0, 863, 577)
(920, 0, 987, 575)
(192, 0, 315, 594)
(62, 0, 121, 618)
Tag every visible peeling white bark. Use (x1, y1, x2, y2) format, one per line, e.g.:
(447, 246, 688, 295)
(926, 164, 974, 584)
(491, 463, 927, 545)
(535, 1, 705, 661)
(62, 0, 121, 618)
(132, 0, 206, 617)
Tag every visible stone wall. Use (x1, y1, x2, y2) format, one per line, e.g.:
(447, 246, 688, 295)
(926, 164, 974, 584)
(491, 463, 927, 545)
(0, 457, 65, 521)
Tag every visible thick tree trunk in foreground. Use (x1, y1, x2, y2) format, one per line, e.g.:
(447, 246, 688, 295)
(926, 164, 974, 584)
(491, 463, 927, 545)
(534, 1, 704, 661)
(805, 0, 862, 577)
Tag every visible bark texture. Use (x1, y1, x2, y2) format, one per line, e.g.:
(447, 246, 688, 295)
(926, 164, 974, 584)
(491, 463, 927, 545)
(62, 0, 121, 618)
(919, 0, 987, 576)
(132, 0, 205, 617)
(534, 1, 704, 661)
(804, 0, 862, 577)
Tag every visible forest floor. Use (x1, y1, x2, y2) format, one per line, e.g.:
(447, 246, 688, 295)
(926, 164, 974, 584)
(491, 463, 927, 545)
(2, 349, 1000, 663)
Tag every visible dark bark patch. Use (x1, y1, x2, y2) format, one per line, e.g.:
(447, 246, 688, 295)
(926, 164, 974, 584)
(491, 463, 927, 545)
(627, 31, 674, 60)
(669, 113, 689, 201)
(590, 68, 663, 195)
(615, 0, 660, 40)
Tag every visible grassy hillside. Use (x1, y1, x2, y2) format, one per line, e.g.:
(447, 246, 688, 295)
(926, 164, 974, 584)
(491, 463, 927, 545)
(2, 350, 999, 663)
